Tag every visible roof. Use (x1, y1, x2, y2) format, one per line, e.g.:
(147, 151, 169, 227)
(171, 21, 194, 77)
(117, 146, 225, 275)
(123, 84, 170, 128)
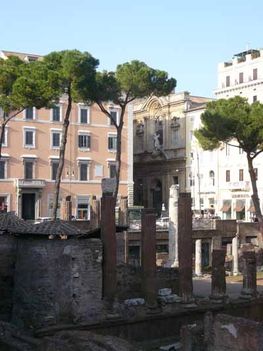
(1, 50, 42, 61)
(15, 220, 85, 236)
(233, 49, 260, 58)
(0, 212, 33, 234)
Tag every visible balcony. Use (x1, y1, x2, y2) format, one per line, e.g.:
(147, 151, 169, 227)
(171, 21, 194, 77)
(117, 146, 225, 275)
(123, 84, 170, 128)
(16, 179, 46, 188)
(227, 181, 250, 191)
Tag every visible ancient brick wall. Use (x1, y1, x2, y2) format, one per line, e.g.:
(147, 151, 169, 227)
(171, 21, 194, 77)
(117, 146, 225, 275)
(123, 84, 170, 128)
(12, 237, 103, 329)
(116, 265, 179, 300)
(0, 235, 16, 321)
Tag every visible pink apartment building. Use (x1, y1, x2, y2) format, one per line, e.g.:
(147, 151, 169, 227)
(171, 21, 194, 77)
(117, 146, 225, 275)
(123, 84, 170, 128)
(0, 51, 134, 220)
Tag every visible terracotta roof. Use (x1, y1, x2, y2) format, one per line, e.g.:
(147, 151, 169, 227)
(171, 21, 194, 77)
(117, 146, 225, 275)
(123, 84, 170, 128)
(15, 220, 85, 236)
(0, 212, 33, 234)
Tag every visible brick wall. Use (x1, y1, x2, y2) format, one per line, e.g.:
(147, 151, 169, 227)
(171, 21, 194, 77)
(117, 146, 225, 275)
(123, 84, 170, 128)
(0, 235, 16, 321)
(12, 237, 103, 329)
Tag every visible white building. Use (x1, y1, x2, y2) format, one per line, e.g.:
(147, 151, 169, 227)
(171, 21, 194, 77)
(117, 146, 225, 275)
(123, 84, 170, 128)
(188, 49, 263, 221)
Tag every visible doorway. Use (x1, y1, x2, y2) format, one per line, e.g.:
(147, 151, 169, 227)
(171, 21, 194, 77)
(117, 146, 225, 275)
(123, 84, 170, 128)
(22, 193, 36, 220)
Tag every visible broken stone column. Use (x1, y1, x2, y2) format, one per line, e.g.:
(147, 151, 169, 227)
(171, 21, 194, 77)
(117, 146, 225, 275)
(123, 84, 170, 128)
(210, 249, 227, 303)
(168, 184, 179, 267)
(101, 179, 117, 303)
(90, 196, 100, 229)
(232, 235, 240, 276)
(119, 196, 128, 226)
(195, 239, 202, 276)
(240, 250, 257, 299)
(141, 209, 157, 306)
(178, 192, 193, 303)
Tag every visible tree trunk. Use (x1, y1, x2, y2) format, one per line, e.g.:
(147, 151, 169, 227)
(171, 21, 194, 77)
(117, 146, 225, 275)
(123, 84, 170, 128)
(52, 89, 72, 220)
(114, 124, 122, 203)
(0, 122, 5, 160)
(247, 153, 263, 222)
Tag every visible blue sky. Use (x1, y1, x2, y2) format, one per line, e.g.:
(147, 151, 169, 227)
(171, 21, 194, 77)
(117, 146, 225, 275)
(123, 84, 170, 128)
(2, 0, 262, 97)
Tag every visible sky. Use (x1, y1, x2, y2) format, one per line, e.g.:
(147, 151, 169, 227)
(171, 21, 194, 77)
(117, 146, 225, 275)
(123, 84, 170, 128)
(1, 0, 263, 97)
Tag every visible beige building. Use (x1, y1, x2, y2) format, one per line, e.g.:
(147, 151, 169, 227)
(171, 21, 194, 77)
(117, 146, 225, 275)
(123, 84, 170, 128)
(0, 51, 133, 220)
(133, 91, 210, 214)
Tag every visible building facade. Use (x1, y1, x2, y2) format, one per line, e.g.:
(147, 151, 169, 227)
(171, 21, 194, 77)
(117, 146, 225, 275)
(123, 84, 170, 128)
(187, 49, 263, 221)
(133, 92, 211, 215)
(0, 51, 133, 220)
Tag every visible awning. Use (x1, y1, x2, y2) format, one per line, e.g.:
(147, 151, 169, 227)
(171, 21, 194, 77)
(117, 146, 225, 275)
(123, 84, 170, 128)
(235, 200, 245, 212)
(221, 203, 231, 212)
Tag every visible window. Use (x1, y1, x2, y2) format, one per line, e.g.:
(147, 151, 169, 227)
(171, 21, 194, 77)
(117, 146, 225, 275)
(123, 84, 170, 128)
(24, 128, 35, 148)
(79, 163, 88, 181)
(209, 170, 215, 186)
(226, 76, 230, 87)
(239, 169, 244, 181)
(109, 110, 118, 126)
(189, 172, 195, 187)
(253, 95, 257, 103)
(253, 68, 258, 80)
(52, 105, 61, 122)
(226, 170, 230, 182)
(0, 160, 5, 179)
(25, 107, 34, 120)
(173, 176, 179, 185)
(94, 164, 103, 177)
(51, 130, 61, 148)
(76, 196, 90, 220)
(109, 163, 116, 178)
(51, 160, 59, 180)
(78, 133, 91, 149)
(254, 168, 258, 180)
(239, 72, 244, 84)
(1, 127, 7, 147)
(79, 106, 89, 124)
(24, 160, 34, 179)
(0, 196, 8, 212)
(108, 134, 117, 151)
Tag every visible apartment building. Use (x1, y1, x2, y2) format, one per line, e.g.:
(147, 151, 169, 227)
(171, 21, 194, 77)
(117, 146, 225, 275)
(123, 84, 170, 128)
(0, 51, 133, 220)
(186, 49, 263, 221)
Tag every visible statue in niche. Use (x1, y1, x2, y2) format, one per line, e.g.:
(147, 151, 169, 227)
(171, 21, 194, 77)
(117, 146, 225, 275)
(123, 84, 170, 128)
(171, 116, 180, 129)
(136, 121, 144, 135)
(153, 132, 161, 150)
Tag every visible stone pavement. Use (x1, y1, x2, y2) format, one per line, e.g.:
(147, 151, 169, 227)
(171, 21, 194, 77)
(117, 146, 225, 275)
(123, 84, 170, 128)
(193, 275, 263, 299)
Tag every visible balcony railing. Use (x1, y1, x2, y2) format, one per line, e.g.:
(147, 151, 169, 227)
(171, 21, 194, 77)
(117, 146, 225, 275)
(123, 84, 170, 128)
(16, 179, 46, 188)
(227, 181, 250, 191)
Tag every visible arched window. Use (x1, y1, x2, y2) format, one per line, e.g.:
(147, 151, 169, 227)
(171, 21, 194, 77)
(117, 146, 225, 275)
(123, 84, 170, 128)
(209, 170, 215, 186)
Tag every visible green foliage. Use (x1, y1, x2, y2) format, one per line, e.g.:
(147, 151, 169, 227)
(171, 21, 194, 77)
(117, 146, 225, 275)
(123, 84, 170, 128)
(0, 56, 25, 113)
(44, 50, 99, 102)
(195, 96, 263, 155)
(81, 59, 176, 105)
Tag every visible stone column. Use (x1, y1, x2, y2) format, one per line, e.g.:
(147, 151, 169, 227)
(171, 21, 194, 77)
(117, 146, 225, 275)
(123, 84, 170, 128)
(210, 249, 226, 302)
(90, 196, 100, 229)
(195, 239, 202, 276)
(119, 196, 128, 226)
(141, 209, 157, 306)
(100, 181, 116, 303)
(232, 235, 240, 276)
(241, 250, 257, 299)
(178, 192, 193, 302)
(168, 184, 179, 267)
